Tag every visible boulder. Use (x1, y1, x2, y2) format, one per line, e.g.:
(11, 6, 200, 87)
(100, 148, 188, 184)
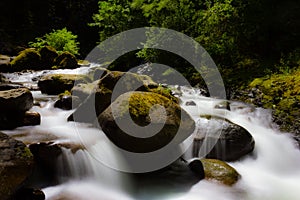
(54, 52, 78, 69)
(10, 48, 41, 71)
(201, 159, 240, 186)
(71, 80, 99, 102)
(29, 142, 62, 183)
(54, 94, 81, 110)
(98, 91, 195, 153)
(188, 159, 205, 179)
(193, 116, 255, 161)
(69, 71, 159, 123)
(0, 132, 34, 199)
(38, 74, 90, 95)
(0, 88, 37, 130)
(39, 46, 58, 69)
(0, 88, 33, 112)
(22, 111, 41, 126)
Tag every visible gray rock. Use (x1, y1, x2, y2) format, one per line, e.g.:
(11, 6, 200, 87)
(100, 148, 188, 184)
(0, 88, 33, 112)
(193, 117, 255, 161)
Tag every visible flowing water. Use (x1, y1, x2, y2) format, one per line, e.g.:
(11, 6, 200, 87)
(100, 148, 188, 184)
(2, 66, 300, 200)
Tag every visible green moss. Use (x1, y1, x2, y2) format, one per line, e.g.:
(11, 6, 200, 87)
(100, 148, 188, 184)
(10, 48, 41, 71)
(247, 68, 300, 133)
(128, 92, 172, 118)
(147, 85, 178, 103)
(16, 146, 33, 159)
(201, 159, 240, 186)
(58, 90, 72, 98)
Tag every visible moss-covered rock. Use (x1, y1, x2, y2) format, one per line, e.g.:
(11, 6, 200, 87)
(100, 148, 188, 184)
(98, 91, 195, 153)
(68, 71, 159, 123)
(201, 159, 240, 186)
(235, 68, 300, 143)
(39, 46, 58, 69)
(193, 116, 255, 161)
(38, 74, 90, 95)
(0, 132, 34, 199)
(54, 52, 78, 69)
(10, 48, 41, 71)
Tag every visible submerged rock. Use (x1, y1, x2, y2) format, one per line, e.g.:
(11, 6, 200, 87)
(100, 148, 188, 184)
(38, 74, 90, 95)
(193, 116, 255, 161)
(98, 91, 195, 153)
(54, 94, 81, 110)
(132, 159, 202, 198)
(201, 159, 240, 186)
(22, 111, 41, 126)
(0, 132, 34, 199)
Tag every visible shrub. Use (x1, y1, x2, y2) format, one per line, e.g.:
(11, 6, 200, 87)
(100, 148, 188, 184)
(28, 28, 80, 55)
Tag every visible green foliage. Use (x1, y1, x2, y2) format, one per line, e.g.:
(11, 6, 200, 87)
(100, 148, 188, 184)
(89, 0, 146, 42)
(28, 28, 80, 55)
(90, 0, 300, 89)
(248, 67, 300, 132)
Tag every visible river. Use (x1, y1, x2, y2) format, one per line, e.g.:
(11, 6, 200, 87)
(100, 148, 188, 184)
(2, 65, 300, 200)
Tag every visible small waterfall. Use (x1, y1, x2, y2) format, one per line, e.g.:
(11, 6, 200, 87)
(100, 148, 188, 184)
(2, 68, 300, 200)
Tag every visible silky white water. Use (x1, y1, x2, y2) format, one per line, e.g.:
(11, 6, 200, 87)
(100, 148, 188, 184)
(2, 70, 300, 200)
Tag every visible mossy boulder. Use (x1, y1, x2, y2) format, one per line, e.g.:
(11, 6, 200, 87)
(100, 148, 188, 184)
(193, 116, 255, 161)
(54, 52, 78, 69)
(10, 48, 41, 71)
(235, 68, 300, 143)
(39, 46, 58, 69)
(201, 159, 240, 186)
(38, 74, 90, 95)
(98, 91, 195, 153)
(69, 71, 159, 123)
(0, 132, 34, 199)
